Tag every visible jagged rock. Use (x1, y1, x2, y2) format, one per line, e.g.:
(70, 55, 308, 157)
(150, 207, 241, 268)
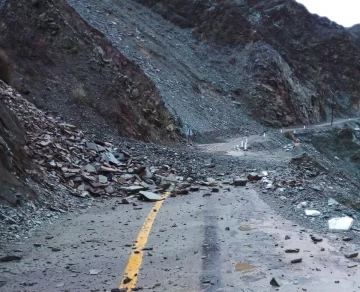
(98, 175, 108, 184)
(84, 164, 97, 174)
(105, 186, 114, 194)
(120, 186, 145, 193)
(233, 178, 248, 186)
(248, 172, 262, 181)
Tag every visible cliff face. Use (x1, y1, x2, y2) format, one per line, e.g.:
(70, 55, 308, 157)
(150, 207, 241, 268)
(134, 0, 360, 126)
(0, 82, 34, 206)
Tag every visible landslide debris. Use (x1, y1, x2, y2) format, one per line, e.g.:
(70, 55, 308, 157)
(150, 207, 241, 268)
(0, 79, 280, 248)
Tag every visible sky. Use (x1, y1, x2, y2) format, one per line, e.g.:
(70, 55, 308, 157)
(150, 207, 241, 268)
(296, 0, 360, 27)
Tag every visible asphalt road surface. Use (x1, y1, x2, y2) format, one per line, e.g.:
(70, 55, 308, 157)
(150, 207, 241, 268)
(2, 184, 360, 292)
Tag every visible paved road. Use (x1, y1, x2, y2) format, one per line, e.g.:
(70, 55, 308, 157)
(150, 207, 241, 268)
(200, 117, 360, 155)
(1, 185, 360, 291)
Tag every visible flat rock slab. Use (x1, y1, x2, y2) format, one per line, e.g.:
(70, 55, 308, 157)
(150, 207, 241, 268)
(120, 186, 145, 193)
(328, 217, 354, 231)
(305, 209, 321, 217)
(139, 191, 163, 202)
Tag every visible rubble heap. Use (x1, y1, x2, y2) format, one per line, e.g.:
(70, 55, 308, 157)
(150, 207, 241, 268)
(0, 83, 179, 201)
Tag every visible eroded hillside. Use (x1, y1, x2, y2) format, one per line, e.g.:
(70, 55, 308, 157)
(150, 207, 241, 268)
(0, 0, 179, 144)
(69, 0, 360, 132)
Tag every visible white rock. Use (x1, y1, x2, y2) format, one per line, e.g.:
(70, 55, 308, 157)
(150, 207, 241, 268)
(328, 198, 339, 206)
(305, 209, 321, 217)
(296, 202, 307, 209)
(328, 217, 354, 231)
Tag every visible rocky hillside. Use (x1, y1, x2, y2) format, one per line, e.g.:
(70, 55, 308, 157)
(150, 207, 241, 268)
(1, 0, 360, 140)
(66, 0, 360, 132)
(0, 0, 179, 144)
(133, 0, 360, 126)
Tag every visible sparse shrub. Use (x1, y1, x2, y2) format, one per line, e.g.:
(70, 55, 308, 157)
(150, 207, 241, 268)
(71, 86, 87, 104)
(284, 131, 296, 141)
(0, 50, 13, 86)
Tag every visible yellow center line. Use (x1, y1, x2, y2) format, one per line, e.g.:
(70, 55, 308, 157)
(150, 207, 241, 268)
(119, 192, 170, 290)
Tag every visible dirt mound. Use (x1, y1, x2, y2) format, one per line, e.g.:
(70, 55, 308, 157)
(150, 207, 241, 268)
(0, 0, 179, 143)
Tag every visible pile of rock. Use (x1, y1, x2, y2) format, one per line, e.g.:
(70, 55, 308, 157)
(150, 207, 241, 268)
(1, 85, 211, 203)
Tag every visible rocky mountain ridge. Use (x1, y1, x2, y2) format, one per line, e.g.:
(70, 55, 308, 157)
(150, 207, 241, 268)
(133, 0, 360, 127)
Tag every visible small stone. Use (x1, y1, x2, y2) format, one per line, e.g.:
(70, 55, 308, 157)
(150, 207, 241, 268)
(225, 227, 230, 231)
(190, 186, 200, 192)
(211, 187, 219, 193)
(305, 209, 321, 217)
(343, 237, 352, 242)
(248, 172, 262, 181)
(291, 258, 302, 264)
(89, 269, 101, 275)
(139, 191, 163, 202)
(311, 235, 322, 242)
(270, 277, 280, 287)
(131, 88, 139, 98)
(33, 243, 42, 247)
(121, 198, 130, 204)
(345, 253, 358, 259)
(177, 189, 189, 195)
(51, 247, 61, 252)
(0, 255, 22, 262)
(285, 249, 300, 253)
(84, 164, 96, 173)
(328, 198, 339, 206)
(105, 186, 114, 194)
(285, 235, 291, 240)
(123, 277, 132, 284)
(120, 186, 145, 193)
(98, 175, 108, 184)
(111, 289, 126, 292)
(233, 178, 247, 186)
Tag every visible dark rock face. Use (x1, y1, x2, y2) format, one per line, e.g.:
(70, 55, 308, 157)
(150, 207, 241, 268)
(0, 0, 179, 143)
(135, 0, 360, 126)
(0, 82, 33, 206)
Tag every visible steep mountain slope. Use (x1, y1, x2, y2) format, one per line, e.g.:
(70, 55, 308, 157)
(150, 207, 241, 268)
(0, 0, 179, 144)
(69, 0, 360, 131)
(67, 0, 263, 137)
(136, 0, 360, 123)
